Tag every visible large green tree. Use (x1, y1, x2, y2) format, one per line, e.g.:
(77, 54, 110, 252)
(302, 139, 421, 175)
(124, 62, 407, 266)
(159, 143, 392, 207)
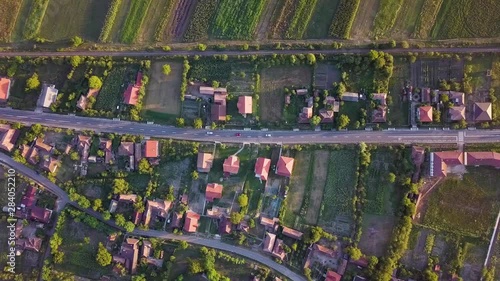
(96, 242, 112, 266)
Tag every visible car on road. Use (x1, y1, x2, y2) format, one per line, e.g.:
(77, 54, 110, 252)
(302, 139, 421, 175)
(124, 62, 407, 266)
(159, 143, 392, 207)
(206, 131, 213, 135)
(235, 133, 241, 137)
(265, 133, 272, 137)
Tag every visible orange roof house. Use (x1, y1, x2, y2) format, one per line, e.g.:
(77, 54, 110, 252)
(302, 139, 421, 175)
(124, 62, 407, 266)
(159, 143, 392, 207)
(282, 227, 303, 240)
(430, 151, 464, 177)
(255, 157, 271, 181)
(143, 199, 172, 226)
(326, 270, 342, 281)
(183, 211, 200, 233)
(42, 157, 59, 174)
(263, 232, 277, 253)
(473, 102, 492, 122)
(237, 96, 253, 115)
(197, 153, 214, 173)
(205, 183, 223, 202)
(0, 125, 19, 152)
(0, 77, 11, 102)
(313, 244, 335, 258)
(35, 137, 53, 153)
(371, 106, 387, 123)
(272, 239, 286, 260)
(449, 106, 466, 121)
(123, 85, 140, 106)
(144, 140, 159, 158)
(211, 104, 227, 121)
(276, 156, 294, 177)
(465, 152, 500, 168)
(223, 155, 240, 175)
(260, 216, 279, 229)
(418, 106, 433, 123)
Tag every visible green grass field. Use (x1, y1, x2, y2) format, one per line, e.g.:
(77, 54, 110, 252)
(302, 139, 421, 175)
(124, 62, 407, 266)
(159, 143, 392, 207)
(283, 151, 313, 226)
(390, 0, 426, 38)
(413, 0, 443, 38)
(139, 0, 174, 42)
(364, 149, 397, 215)
(285, 0, 318, 39)
(432, 0, 500, 38)
(388, 58, 410, 126)
(423, 167, 500, 240)
(305, 0, 339, 38)
(120, 0, 153, 43)
(211, 0, 266, 40)
(373, 0, 404, 36)
(22, 0, 50, 39)
(319, 149, 359, 223)
(39, 0, 110, 41)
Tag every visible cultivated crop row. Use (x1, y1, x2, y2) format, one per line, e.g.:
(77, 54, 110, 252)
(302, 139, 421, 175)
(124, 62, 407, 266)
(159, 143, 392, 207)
(373, 0, 404, 36)
(183, 0, 218, 42)
(23, 0, 50, 39)
(95, 67, 130, 111)
(413, 0, 443, 38)
(285, 0, 318, 39)
(99, 0, 123, 43)
(120, 0, 153, 43)
(271, 0, 298, 38)
(153, 0, 177, 42)
(211, 0, 267, 40)
(328, 0, 360, 39)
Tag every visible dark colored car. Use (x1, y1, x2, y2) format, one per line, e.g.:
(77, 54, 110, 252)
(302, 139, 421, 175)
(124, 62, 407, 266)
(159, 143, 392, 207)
(235, 133, 241, 137)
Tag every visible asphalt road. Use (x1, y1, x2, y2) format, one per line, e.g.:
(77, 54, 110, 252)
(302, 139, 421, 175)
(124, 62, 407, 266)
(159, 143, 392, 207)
(0, 46, 500, 58)
(0, 151, 305, 281)
(2, 108, 500, 145)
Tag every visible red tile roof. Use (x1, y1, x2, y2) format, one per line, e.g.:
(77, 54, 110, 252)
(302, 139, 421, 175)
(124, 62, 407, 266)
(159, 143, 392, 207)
(260, 216, 279, 228)
(29, 206, 52, 223)
(372, 93, 387, 105)
(183, 211, 200, 233)
(20, 186, 36, 208)
(319, 109, 334, 123)
(223, 155, 240, 175)
(18, 237, 43, 252)
(432, 151, 464, 177)
(371, 106, 387, 123)
(449, 106, 465, 121)
(276, 156, 294, 177)
(326, 270, 342, 281)
(135, 72, 143, 87)
(419, 106, 433, 123)
(263, 232, 276, 253)
(313, 244, 335, 257)
(237, 96, 253, 115)
(197, 153, 213, 173)
(473, 102, 492, 122)
(272, 239, 286, 260)
(282, 226, 303, 240)
(123, 85, 140, 105)
(143, 199, 172, 226)
(466, 152, 500, 168)
(0, 125, 19, 152)
(144, 140, 159, 158)
(0, 77, 11, 101)
(255, 157, 271, 181)
(211, 103, 226, 121)
(205, 183, 223, 202)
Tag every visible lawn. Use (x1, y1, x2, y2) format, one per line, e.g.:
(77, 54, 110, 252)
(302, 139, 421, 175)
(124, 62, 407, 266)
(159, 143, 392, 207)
(431, 0, 500, 39)
(282, 151, 312, 226)
(259, 66, 313, 125)
(0, 0, 22, 42)
(364, 149, 397, 215)
(318, 149, 359, 226)
(338, 101, 365, 129)
(304, 0, 338, 38)
(39, 0, 110, 41)
(211, 0, 266, 40)
(120, 0, 153, 43)
(422, 167, 500, 240)
(464, 55, 493, 94)
(388, 58, 410, 126)
(94, 66, 137, 111)
(143, 61, 183, 117)
(373, 0, 404, 37)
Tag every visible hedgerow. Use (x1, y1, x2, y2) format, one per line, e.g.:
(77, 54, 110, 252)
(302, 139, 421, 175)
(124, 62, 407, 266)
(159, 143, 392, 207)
(153, 0, 176, 42)
(285, 0, 318, 39)
(211, 0, 266, 40)
(99, 0, 123, 42)
(23, 0, 50, 39)
(328, 0, 360, 39)
(120, 0, 153, 43)
(183, 0, 218, 42)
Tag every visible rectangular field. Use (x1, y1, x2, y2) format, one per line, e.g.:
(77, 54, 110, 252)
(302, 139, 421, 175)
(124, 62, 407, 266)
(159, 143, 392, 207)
(388, 58, 410, 126)
(283, 151, 312, 226)
(0, 0, 22, 42)
(284, 0, 318, 39)
(94, 66, 136, 111)
(331, 0, 362, 39)
(39, 0, 109, 41)
(364, 149, 397, 215)
(431, 0, 500, 39)
(259, 66, 312, 124)
(422, 167, 500, 239)
(108, 0, 132, 42)
(120, 0, 153, 43)
(318, 149, 358, 229)
(390, 0, 426, 38)
(413, 0, 443, 38)
(304, 150, 330, 225)
(136, 0, 173, 42)
(182, 0, 216, 42)
(143, 61, 183, 116)
(22, 0, 50, 39)
(305, 0, 339, 38)
(270, 0, 298, 38)
(373, 0, 404, 37)
(211, 0, 266, 40)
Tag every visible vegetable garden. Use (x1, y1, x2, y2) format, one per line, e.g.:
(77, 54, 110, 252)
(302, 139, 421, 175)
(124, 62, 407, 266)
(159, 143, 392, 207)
(183, 0, 218, 42)
(120, 0, 153, 43)
(94, 67, 132, 111)
(211, 0, 267, 40)
(328, 0, 360, 39)
(99, 0, 123, 42)
(364, 149, 396, 215)
(284, 0, 318, 39)
(153, 0, 176, 41)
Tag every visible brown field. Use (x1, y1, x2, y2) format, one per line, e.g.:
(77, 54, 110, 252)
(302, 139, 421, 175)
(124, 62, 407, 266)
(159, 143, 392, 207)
(270, 0, 298, 38)
(255, 0, 281, 40)
(0, 0, 22, 42)
(137, 0, 172, 43)
(259, 66, 312, 124)
(350, 0, 380, 39)
(144, 61, 183, 115)
(304, 150, 330, 225)
(283, 151, 312, 226)
(164, 0, 196, 41)
(358, 214, 396, 256)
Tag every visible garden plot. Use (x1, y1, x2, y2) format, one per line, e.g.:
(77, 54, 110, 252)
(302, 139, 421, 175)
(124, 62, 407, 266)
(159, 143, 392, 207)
(314, 64, 341, 90)
(282, 151, 311, 226)
(304, 150, 330, 225)
(144, 61, 183, 116)
(411, 58, 464, 88)
(350, 0, 379, 40)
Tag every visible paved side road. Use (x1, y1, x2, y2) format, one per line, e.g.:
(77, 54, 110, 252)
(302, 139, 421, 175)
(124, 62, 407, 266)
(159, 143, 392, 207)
(0, 153, 305, 281)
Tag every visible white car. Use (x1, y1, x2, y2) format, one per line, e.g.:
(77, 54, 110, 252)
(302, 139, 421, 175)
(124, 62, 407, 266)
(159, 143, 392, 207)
(265, 134, 272, 137)
(206, 131, 214, 135)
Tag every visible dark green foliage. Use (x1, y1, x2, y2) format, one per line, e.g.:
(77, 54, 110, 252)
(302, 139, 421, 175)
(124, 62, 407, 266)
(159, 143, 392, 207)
(329, 0, 360, 39)
(183, 0, 218, 42)
(23, 0, 50, 39)
(211, 0, 266, 40)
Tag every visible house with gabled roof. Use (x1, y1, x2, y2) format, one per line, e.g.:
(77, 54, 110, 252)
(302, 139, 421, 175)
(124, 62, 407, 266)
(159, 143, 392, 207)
(205, 183, 223, 202)
(418, 106, 433, 123)
(123, 85, 140, 105)
(197, 152, 213, 173)
(319, 109, 334, 123)
(118, 142, 135, 156)
(341, 92, 359, 102)
(449, 106, 465, 121)
(223, 155, 240, 175)
(237, 96, 252, 115)
(260, 216, 279, 231)
(144, 140, 159, 158)
(282, 227, 303, 240)
(465, 152, 500, 168)
(473, 102, 492, 122)
(0, 124, 19, 152)
(113, 238, 139, 274)
(35, 137, 53, 153)
(0, 77, 11, 102)
(272, 239, 286, 260)
(183, 211, 200, 233)
(39, 84, 59, 108)
(325, 270, 342, 281)
(143, 199, 172, 226)
(276, 156, 294, 177)
(430, 151, 464, 177)
(263, 232, 277, 253)
(298, 106, 313, 123)
(29, 206, 52, 224)
(255, 157, 271, 181)
(17, 237, 43, 255)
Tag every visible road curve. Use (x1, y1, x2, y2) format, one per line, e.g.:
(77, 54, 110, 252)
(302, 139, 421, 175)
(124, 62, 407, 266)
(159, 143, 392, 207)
(0, 152, 305, 281)
(2, 108, 500, 144)
(0, 46, 499, 58)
